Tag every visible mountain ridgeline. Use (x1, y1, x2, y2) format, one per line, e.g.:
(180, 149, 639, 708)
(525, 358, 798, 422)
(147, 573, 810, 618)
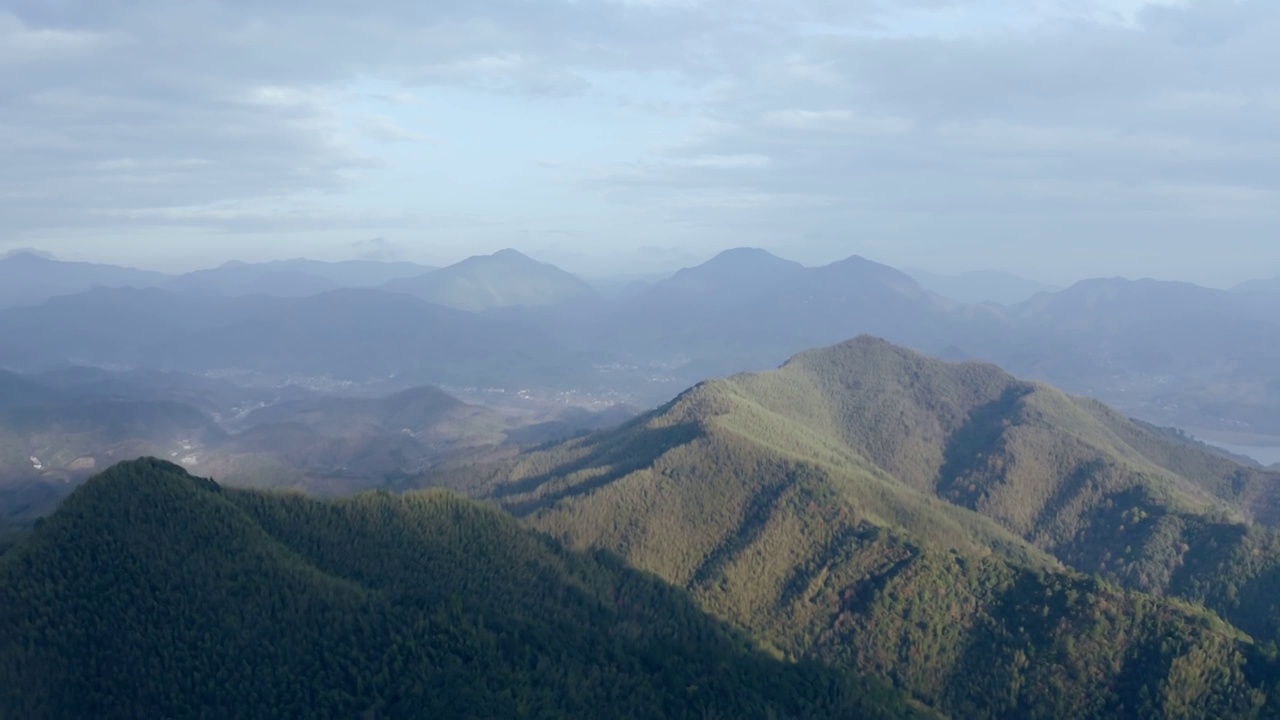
(0, 459, 928, 720)
(383, 248, 601, 312)
(7, 248, 1280, 438)
(451, 338, 1280, 718)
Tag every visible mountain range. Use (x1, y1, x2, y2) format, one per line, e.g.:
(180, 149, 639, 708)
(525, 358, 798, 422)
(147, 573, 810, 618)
(905, 268, 1060, 306)
(7, 333, 1280, 716)
(0, 286, 589, 388)
(444, 338, 1280, 718)
(383, 248, 601, 312)
(0, 458, 928, 719)
(0, 251, 437, 309)
(6, 247, 1280, 448)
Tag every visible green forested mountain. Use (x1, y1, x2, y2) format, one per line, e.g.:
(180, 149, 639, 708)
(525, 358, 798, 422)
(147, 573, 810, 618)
(0, 458, 928, 720)
(458, 337, 1280, 718)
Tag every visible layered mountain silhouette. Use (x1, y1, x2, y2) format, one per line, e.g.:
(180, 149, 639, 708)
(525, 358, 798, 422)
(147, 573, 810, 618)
(905, 268, 1058, 306)
(168, 258, 434, 298)
(0, 458, 928, 719)
(459, 338, 1280, 717)
(9, 248, 1280, 438)
(384, 249, 601, 312)
(1007, 277, 1280, 433)
(0, 287, 587, 387)
(0, 251, 171, 309)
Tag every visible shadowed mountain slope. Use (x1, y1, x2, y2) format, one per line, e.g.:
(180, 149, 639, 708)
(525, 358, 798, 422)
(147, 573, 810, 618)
(0, 458, 929, 720)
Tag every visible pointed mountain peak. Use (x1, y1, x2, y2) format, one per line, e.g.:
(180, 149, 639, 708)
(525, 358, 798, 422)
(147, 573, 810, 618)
(491, 248, 533, 262)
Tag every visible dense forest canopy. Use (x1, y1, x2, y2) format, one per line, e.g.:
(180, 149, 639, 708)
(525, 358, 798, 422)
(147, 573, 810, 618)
(0, 459, 929, 720)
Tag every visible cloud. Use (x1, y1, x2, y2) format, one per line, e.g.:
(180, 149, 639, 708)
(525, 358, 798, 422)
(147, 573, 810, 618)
(361, 116, 435, 144)
(1, 247, 57, 260)
(3, 0, 1280, 278)
(351, 237, 404, 261)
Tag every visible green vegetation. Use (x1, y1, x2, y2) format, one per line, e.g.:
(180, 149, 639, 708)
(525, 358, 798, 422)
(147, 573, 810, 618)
(463, 337, 1280, 718)
(0, 458, 929, 720)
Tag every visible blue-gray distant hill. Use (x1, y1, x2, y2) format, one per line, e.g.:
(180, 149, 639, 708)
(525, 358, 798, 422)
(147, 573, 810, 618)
(0, 287, 588, 389)
(0, 252, 171, 309)
(906, 268, 1059, 306)
(383, 249, 601, 312)
(168, 258, 434, 298)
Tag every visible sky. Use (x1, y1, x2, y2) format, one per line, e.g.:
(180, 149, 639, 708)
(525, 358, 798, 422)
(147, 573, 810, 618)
(3, 0, 1280, 285)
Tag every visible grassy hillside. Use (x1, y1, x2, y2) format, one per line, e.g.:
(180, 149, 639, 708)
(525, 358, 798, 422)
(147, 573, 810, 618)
(0, 458, 930, 720)
(460, 338, 1280, 718)
(718, 339, 1280, 629)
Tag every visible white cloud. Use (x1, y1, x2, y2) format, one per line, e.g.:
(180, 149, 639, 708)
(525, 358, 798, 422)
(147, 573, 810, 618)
(2, 0, 1280, 277)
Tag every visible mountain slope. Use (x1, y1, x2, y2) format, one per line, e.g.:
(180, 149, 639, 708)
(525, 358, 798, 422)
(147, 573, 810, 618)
(152, 289, 587, 386)
(457, 338, 1280, 718)
(906, 269, 1058, 306)
(0, 288, 589, 388)
(239, 385, 478, 436)
(169, 259, 434, 297)
(599, 247, 806, 352)
(711, 339, 1280, 635)
(0, 252, 171, 309)
(385, 249, 600, 312)
(667, 255, 995, 378)
(1006, 277, 1280, 433)
(0, 459, 928, 719)
(0, 287, 257, 370)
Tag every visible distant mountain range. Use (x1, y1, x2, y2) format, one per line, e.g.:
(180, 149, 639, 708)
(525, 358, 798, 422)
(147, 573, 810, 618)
(0, 252, 438, 309)
(905, 268, 1059, 305)
(383, 248, 601, 312)
(454, 337, 1280, 717)
(7, 247, 1280, 440)
(0, 286, 589, 388)
(169, 258, 435, 298)
(0, 252, 171, 309)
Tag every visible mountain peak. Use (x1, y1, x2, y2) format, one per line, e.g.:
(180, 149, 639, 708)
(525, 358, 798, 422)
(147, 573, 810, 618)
(384, 249, 598, 311)
(708, 246, 784, 262)
(68, 457, 221, 506)
(491, 248, 533, 262)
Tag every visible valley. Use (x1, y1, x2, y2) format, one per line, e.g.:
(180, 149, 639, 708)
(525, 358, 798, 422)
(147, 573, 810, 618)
(6, 250, 1280, 718)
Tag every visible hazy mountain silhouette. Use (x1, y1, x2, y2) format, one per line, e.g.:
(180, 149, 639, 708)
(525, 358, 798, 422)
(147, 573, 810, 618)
(384, 249, 600, 312)
(169, 259, 434, 298)
(0, 288, 588, 388)
(906, 268, 1059, 305)
(0, 252, 171, 309)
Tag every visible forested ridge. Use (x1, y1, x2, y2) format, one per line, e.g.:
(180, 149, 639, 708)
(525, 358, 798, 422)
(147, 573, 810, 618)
(11, 338, 1280, 718)
(456, 337, 1280, 719)
(0, 458, 929, 720)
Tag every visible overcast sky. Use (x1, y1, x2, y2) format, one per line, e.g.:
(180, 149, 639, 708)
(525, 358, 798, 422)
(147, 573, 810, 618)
(3, 0, 1279, 285)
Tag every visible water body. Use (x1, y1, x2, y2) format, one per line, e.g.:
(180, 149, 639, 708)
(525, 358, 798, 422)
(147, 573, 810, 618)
(1203, 440, 1280, 468)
